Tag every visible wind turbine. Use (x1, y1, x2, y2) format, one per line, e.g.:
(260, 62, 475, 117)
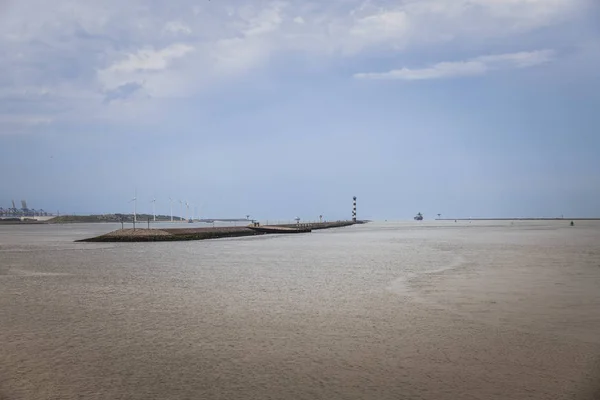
(179, 200, 184, 222)
(185, 201, 190, 222)
(169, 198, 174, 222)
(129, 190, 137, 223)
(151, 197, 156, 222)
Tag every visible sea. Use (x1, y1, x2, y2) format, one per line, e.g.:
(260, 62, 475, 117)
(1, 221, 599, 400)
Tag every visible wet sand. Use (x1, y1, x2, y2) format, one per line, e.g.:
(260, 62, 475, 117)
(1, 221, 599, 399)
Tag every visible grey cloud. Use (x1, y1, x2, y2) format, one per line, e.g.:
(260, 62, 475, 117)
(0, 0, 591, 133)
(103, 82, 144, 104)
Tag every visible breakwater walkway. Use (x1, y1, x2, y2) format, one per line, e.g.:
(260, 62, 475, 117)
(77, 221, 359, 243)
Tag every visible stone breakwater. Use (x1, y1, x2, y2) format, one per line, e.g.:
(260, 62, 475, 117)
(278, 221, 358, 230)
(77, 221, 360, 243)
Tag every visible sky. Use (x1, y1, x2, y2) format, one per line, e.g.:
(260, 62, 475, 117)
(1, 0, 599, 220)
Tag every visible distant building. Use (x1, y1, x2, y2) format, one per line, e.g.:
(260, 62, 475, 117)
(0, 200, 52, 218)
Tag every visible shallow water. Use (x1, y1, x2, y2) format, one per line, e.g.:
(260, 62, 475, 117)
(1, 221, 599, 399)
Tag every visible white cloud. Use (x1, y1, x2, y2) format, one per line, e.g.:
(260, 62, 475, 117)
(96, 43, 195, 95)
(345, 10, 411, 54)
(163, 21, 192, 35)
(477, 50, 557, 68)
(205, 4, 287, 74)
(211, 37, 270, 75)
(104, 44, 194, 73)
(401, 0, 582, 34)
(354, 49, 556, 80)
(242, 4, 285, 37)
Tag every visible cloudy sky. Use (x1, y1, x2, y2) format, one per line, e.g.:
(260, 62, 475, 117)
(1, 0, 599, 220)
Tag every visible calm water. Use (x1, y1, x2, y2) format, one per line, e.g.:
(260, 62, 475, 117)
(1, 221, 600, 399)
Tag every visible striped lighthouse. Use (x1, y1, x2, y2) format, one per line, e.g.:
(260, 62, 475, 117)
(352, 196, 357, 222)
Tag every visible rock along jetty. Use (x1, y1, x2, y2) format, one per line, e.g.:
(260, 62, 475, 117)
(77, 221, 359, 243)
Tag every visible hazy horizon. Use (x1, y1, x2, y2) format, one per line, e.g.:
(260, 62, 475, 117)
(1, 0, 599, 220)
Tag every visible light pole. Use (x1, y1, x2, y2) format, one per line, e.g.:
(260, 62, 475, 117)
(129, 190, 137, 224)
(151, 198, 156, 222)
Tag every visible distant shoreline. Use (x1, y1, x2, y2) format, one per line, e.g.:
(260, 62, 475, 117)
(0, 215, 250, 224)
(436, 218, 600, 221)
(0, 219, 46, 225)
(3, 217, 600, 226)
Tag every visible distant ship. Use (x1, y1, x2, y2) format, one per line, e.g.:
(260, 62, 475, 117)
(414, 212, 423, 221)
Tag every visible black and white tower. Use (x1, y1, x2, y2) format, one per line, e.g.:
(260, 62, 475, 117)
(352, 196, 357, 222)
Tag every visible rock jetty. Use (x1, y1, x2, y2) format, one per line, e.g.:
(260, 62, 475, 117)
(77, 221, 360, 243)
